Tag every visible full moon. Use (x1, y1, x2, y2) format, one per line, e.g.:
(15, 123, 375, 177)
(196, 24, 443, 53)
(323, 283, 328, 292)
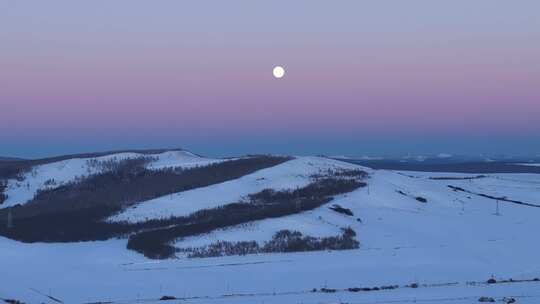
(273, 66, 285, 79)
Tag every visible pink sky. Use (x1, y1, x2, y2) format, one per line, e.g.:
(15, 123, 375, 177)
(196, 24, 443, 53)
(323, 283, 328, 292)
(1, 1, 539, 157)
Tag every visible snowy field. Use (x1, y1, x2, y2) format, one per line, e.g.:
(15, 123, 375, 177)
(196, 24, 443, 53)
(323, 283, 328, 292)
(2, 157, 540, 303)
(2, 236, 540, 304)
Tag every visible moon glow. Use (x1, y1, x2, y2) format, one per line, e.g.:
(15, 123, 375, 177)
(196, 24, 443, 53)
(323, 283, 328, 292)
(273, 66, 285, 78)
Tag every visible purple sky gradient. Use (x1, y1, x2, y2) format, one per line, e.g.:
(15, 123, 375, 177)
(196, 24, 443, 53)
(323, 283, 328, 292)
(1, 1, 539, 158)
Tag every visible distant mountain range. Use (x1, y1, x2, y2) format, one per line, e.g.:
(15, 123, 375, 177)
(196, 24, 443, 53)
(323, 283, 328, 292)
(0, 156, 24, 162)
(331, 154, 540, 173)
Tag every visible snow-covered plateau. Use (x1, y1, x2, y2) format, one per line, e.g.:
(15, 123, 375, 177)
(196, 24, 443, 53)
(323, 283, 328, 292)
(1, 151, 539, 303)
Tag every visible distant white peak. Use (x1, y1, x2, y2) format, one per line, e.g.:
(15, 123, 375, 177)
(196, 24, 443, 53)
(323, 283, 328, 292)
(436, 153, 452, 159)
(514, 163, 540, 167)
(328, 155, 351, 159)
(357, 156, 384, 161)
(401, 154, 426, 161)
(415, 155, 427, 162)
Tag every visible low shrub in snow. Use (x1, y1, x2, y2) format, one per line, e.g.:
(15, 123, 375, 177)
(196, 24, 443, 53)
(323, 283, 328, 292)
(320, 288, 337, 293)
(415, 196, 428, 203)
(2, 299, 25, 304)
(328, 204, 354, 216)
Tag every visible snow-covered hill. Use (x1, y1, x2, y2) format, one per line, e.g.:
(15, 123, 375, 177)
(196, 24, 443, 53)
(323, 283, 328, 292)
(1, 153, 540, 303)
(172, 169, 540, 257)
(0, 150, 224, 208)
(109, 156, 362, 223)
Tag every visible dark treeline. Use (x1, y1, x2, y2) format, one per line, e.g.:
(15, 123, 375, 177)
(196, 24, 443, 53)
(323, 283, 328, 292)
(0, 155, 291, 242)
(2, 205, 131, 242)
(127, 178, 365, 259)
(429, 175, 486, 180)
(250, 177, 365, 203)
(183, 228, 359, 258)
(310, 168, 368, 180)
(0, 180, 6, 205)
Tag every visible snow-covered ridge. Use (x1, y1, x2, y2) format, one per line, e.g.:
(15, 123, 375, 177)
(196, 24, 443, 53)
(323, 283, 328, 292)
(0, 150, 224, 208)
(109, 156, 368, 223)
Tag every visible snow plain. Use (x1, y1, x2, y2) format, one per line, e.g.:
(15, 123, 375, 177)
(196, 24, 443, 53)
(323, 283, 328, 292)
(2, 157, 540, 303)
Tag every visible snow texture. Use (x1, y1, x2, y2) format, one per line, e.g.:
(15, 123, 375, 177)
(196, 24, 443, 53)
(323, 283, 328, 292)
(2, 157, 540, 303)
